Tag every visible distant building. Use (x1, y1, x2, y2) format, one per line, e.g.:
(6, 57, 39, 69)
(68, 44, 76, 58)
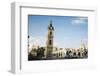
(52, 48, 66, 58)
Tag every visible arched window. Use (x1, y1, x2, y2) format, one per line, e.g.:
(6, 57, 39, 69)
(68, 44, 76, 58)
(49, 40, 52, 45)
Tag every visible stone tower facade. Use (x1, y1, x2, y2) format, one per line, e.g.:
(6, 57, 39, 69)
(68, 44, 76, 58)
(46, 21, 54, 58)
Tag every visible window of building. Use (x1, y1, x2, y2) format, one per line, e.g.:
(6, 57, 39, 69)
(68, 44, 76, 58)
(50, 31, 52, 35)
(49, 40, 52, 45)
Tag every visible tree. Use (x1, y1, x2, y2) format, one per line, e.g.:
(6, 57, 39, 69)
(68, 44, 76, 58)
(78, 52, 80, 58)
(73, 52, 76, 57)
(36, 47, 45, 59)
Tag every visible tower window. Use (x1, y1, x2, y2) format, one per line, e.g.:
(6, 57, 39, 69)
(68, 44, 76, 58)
(49, 40, 52, 45)
(50, 31, 52, 35)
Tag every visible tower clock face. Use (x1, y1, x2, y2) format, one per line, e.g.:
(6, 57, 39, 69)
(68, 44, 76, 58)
(28, 15, 88, 61)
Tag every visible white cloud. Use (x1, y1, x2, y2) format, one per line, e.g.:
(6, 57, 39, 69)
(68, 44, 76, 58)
(29, 36, 46, 48)
(54, 41, 59, 47)
(71, 17, 87, 25)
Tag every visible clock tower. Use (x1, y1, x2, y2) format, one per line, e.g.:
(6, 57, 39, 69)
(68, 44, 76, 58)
(46, 20, 54, 58)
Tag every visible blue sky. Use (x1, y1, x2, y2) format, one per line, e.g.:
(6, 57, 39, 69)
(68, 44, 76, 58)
(28, 15, 88, 48)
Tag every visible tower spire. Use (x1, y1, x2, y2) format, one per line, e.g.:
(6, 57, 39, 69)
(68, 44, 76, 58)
(48, 20, 54, 31)
(50, 20, 52, 25)
(80, 40, 85, 49)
